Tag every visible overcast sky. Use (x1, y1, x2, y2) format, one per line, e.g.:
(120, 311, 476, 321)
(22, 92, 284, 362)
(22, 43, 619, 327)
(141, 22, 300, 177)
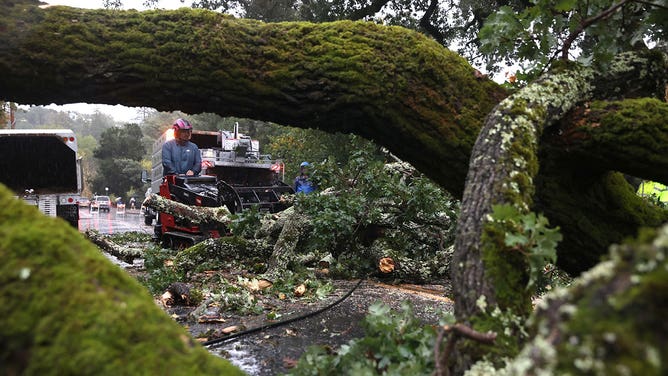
(39, 1, 190, 122)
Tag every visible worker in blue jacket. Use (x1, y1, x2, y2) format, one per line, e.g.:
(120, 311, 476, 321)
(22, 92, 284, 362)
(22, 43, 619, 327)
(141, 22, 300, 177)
(162, 118, 201, 176)
(294, 161, 316, 194)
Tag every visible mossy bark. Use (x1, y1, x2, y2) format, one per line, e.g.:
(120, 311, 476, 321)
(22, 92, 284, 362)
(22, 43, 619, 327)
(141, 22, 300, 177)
(0, 184, 243, 375)
(143, 193, 231, 225)
(451, 53, 668, 372)
(0, 0, 504, 198)
(535, 98, 668, 272)
(483, 224, 668, 375)
(546, 98, 668, 183)
(174, 236, 273, 277)
(262, 209, 312, 281)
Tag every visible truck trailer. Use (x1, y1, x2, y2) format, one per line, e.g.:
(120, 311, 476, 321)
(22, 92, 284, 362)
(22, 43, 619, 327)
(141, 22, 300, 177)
(0, 129, 83, 227)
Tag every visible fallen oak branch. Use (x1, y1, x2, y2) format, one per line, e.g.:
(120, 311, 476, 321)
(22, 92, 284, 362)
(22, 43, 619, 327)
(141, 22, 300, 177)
(84, 229, 143, 264)
(142, 194, 232, 226)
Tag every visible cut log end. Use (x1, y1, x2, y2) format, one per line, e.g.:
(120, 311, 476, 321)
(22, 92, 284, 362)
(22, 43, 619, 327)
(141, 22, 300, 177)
(378, 257, 395, 273)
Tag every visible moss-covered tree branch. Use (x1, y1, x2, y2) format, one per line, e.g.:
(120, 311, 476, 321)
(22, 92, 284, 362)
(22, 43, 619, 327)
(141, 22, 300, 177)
(0, 0, 504, 197)
(479, 223, 668, 375)
(451, 53, 668, 371)
(0, 184, 243, 375)
(545, 98, 668, 183)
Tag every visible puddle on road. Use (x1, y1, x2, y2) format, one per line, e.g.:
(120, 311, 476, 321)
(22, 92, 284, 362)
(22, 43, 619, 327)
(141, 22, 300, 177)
(78, 209, 152, 235)
(211, 340, 262, 375)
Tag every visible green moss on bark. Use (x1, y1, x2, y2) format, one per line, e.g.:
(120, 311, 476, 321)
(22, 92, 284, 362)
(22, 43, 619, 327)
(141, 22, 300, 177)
(535, 169, 668, 274)
(175, 235, 272, 276)
(478, 224, 668, 375)
(0, 184, 243, 375)
(1, 3, 506, 197)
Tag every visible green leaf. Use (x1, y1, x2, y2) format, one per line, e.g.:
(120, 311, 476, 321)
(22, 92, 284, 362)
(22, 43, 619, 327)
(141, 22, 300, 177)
(554, 0, 576, 12)
(505, 233, 529, 247)
(491, 204, 520, 221)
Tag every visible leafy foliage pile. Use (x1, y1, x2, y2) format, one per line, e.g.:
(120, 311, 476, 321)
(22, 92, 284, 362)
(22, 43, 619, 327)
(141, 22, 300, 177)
(139, 245, 185, 295)
(280, 204, 569, 374)
(135, 136, 459, 319)
(237, 137, 460, 282)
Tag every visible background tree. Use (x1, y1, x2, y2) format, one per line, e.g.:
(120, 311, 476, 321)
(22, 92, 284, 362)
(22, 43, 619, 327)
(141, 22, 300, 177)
(265, 129, 382, 181)
(77, 135, 99, 196)
(479, 0, 668, 78)
(92, 123, 146, 198)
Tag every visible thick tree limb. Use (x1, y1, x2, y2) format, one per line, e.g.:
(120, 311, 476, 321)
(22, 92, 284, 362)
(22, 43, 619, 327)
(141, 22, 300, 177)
(545, 98, 668, 183)
(262, 209, 312, 281)
(536, 98, 668, 272)
(0, 0, 505, 198)
(419, 0, 445, 45)
(452, 51, 668, 371)
(174, 237, 273, 277)
(0, 184, 243, 375)
(454, 63, 596, 322)
(84, 229, 143, 263)
(494, 223, 668, 375)
(143, 194, 231, 226)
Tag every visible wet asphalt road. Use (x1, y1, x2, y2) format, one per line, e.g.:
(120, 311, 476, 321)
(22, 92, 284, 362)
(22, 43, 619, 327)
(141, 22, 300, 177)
(78, 206, 153, 235)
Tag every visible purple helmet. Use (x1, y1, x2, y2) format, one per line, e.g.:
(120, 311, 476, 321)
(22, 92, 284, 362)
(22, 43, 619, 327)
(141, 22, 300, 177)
(172, 118, 193, 131)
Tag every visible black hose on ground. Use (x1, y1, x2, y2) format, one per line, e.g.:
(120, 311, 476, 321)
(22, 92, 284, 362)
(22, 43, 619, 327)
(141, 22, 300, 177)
(202, 278, 366, 348)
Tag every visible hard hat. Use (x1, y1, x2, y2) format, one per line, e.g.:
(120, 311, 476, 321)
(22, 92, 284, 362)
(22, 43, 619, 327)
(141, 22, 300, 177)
(172, 118, 193, 131)
(300, 161, 310, 167)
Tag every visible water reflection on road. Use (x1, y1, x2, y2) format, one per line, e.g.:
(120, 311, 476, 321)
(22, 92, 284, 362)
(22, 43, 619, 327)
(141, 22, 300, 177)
(78, 207, 153, 235)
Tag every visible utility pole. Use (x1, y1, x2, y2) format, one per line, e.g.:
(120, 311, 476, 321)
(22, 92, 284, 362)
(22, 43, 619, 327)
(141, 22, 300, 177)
(9, 102, 15, 129)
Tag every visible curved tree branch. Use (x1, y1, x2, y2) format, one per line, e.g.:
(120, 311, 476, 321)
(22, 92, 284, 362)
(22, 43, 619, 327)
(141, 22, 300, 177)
(561, 0, 630, 60)
(0, 1, 505, 198)
(347, 0, 390, 20)
(419, 0, 445, 45)
(451, 50, 668, 371)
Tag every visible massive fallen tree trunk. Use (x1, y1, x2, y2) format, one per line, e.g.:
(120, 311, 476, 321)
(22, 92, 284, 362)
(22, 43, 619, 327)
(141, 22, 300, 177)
(0, 0, 504, 198)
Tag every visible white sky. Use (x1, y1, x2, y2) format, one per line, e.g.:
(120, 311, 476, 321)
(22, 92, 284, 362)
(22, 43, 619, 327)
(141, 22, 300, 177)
(40, 1, 190, 122)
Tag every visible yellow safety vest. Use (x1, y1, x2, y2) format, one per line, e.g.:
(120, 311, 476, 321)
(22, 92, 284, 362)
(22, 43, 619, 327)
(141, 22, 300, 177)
(638, 181, 668, 203)
(661, 189, 668, 203)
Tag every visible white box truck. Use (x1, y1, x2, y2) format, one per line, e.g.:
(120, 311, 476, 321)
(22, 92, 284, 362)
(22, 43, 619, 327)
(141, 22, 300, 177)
(0, 129, 83, 227)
